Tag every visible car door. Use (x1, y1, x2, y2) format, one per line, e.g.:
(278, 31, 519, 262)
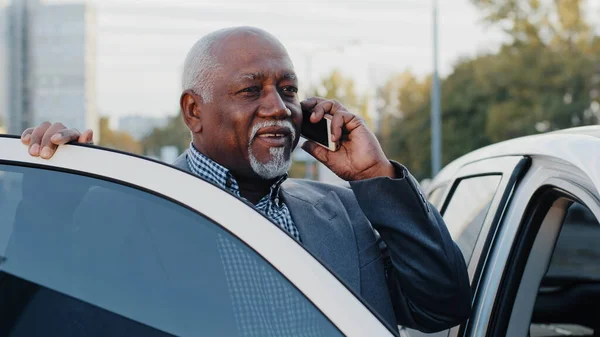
(404, 156, 531, 337)
(463, 156, 600, 337)
(0, 135, 394, 337)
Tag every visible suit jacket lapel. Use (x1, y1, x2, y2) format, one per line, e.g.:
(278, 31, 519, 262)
(171, 152, 191, 173)
(281, 181, 360, 293)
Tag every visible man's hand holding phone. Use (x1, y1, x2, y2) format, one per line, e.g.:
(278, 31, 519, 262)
(300, 97, 395, 181)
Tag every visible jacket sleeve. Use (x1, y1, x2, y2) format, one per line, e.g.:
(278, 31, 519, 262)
(349, 161, 472, 333)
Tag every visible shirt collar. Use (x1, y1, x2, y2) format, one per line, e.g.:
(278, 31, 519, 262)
(186, 144, 287, 203)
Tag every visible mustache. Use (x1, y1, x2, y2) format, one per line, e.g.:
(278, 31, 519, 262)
(250, 120, 296, 143)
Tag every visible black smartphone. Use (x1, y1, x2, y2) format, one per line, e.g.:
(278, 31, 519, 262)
(300, 110, 339, 151)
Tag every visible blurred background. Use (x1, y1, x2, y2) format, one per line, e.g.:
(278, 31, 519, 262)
(0, 0, 599, 183)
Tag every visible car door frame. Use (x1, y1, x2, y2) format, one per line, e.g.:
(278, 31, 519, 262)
(0, 135, 394, 337)
(463, 155, 600, 337)
(404, 155, 531, 337)
(446, 156, 531, 337)
(482, 172, 600, 337)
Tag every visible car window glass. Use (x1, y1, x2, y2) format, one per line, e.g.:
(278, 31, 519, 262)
(442, 175, 502, 264)
(427, 184, 448, 211)
(0, 164, 343, 337)
(546, 203, 600, 280)
(530, 202, 600, 337)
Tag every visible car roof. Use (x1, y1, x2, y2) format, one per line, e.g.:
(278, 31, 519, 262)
(432, 126, 600, 190)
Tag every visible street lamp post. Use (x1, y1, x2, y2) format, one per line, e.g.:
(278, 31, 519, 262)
(431, 0, 442, 177)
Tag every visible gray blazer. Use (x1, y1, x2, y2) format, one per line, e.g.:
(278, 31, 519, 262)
(172, 153, 471, 333)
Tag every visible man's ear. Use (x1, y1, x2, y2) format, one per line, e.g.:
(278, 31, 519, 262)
(180, 90, 202, 133)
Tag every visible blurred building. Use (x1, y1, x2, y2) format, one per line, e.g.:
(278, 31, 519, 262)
(0, 2, 10, 128)
(3, 0, 97, 137)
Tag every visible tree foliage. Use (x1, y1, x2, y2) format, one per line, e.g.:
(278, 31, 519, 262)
(471, 0, 596, 49)
(311, 69, 373, 128)
(141, 113, 191, 156)
(381, 0, 600, 180)
(98, 117, 143, 155)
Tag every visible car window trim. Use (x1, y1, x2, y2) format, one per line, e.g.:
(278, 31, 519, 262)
(425, 182, 450, 211)
(467, 158, 531, 291)
(443, 156, 531, 337)
(439, 173, 503, 216)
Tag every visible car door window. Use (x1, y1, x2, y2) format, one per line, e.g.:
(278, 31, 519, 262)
(0, 164, 343, 337)
(427, 183, 448, 211)
(442, 175, 502, 264)
(529, 202, 600, 337)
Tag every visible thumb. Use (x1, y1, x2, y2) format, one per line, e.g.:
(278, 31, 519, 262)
(301, 141, 329, 163)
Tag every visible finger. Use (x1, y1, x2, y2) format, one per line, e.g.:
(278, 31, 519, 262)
(29, 122, 52, 156)
(301, 141, 329, 163)
(21, 128, 34, 145)
(49, 128, 82, 146)
(331, 111, 364, 142)
(77, 129, 94, 144)
(310, 100, 337, 123)
(300, 97, 325, 112)
(40, 123, 71, 159)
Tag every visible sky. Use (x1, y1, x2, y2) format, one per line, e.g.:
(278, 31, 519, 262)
(85, 0, 511, 118)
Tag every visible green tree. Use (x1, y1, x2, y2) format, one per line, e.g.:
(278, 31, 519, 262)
(469, 0, 599, 141)
(385, 47, 599, 180)
(380, 0, 600, 179)
(98, 117, 143, 154)
(380, 72, 432, 177)
(141, 113, 191, 156)
(311, 69, 373, 128)
(470, 0, 596, 49)
(312, 69, 358, 107)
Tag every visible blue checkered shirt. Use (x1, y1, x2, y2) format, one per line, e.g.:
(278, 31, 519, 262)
(187, 145, 331, 336)
(186, 144, 301, 242)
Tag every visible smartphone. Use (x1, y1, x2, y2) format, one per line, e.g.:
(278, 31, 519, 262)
(301, 110, 339, 151)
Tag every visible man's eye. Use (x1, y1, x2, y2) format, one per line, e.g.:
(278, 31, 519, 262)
(282, 86, 298, 94)
(240, 86, 260, 94)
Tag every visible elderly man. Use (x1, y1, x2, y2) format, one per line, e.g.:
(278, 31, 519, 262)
(22, 27, 471, 333)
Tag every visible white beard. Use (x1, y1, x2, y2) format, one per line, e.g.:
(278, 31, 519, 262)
(249, 146, 291, 179)
(248, 120, 295, 179)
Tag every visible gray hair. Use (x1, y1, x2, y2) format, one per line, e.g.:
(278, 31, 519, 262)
(182, 27, 287, 103)
(181, 30, 226, 103)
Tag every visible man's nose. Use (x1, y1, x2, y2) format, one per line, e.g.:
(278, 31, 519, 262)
(258, 89, 290, 119)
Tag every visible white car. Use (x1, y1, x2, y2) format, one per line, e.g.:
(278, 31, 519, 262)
(407, 126, 600, 337)
(0, 135, 395, 337)
(2, 125, 598, 337)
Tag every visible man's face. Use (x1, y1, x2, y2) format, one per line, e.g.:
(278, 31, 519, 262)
(196, 33, 302, 180)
